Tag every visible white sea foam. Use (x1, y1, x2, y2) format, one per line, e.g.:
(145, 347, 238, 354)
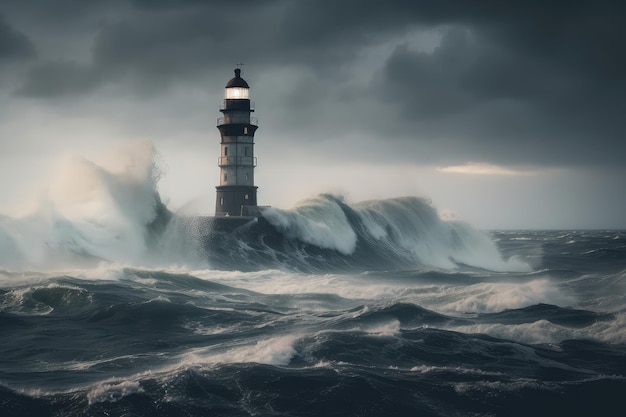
(437, 279, 576, 314)
(193, 268, 408, 303)
(363, 319, 401, 336)
(582, 312, 626, 344)
(0, 282, 93, 315)
(86, 379, 145, 404)
(454, 379, 557, 394)
(217, 335, 298, 365)
(181, 334, 300, 367)
(450, 312, 626, 345)
(409, 365, 505, 377)
(453, 320, 575, 345)
(0, 287, 53, 315)
(197, 270, 572, 320)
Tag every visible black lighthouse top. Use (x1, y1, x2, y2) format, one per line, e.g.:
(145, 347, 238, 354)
(225, 68, 249, 88)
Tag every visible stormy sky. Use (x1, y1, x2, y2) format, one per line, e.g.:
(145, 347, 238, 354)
(1, 0, 625, 229)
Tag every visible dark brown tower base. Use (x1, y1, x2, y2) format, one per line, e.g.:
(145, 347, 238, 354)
(215, 185, 258, 216)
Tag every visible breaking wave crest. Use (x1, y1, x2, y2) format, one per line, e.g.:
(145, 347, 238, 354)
(0, 141, 528, 273)
(200, 195, 531, 272)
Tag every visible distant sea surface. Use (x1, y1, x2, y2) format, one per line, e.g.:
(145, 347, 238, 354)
(1, 194, 625, 417)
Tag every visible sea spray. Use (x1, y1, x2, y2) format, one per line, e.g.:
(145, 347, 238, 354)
(0, 141, 165, 269)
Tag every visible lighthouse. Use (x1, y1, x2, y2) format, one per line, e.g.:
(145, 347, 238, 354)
(215, 68, 259, 216)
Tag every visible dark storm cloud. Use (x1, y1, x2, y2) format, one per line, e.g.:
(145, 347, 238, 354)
(303, 1, 626, 166)
(89, 0, 380, 84)
(14, 0, 294, 96)
(4, 0, 626, 167)
(18, 60, 101, 97)
(372, 2, 626, 166)
(0, 14, 36, 61)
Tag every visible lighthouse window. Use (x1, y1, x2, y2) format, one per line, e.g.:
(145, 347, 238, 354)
(224, 146, 228, 156)
(220, 198, 224, 206)
(245, 194, 249, 200)
(244, 127, 248, 135)
(245, 173, 249, 183)
(223, 173, 227, 181)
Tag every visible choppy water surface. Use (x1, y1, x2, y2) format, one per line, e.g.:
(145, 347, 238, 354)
(1, 227, 624, 417)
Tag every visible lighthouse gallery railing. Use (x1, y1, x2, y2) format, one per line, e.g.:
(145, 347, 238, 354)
(217, 116, 258, 126)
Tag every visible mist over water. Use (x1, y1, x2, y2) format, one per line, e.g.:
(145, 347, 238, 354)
(1, 143, 625, 416)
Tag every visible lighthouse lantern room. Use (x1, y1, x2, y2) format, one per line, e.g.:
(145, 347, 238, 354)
(215, 68, 259, 216)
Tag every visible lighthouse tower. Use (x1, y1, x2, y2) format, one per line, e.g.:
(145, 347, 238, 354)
(215, 68, 259, 216)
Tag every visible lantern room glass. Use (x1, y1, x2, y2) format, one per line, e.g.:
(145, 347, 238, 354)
(225, 87, 249, 99)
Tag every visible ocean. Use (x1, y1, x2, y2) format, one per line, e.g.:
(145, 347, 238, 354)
(0, 147, 625, 416)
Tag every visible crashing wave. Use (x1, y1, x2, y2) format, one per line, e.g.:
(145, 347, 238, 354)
(0, 141, 528, 273)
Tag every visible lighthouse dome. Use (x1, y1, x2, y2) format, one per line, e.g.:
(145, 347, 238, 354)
(226, 68, 249, 88)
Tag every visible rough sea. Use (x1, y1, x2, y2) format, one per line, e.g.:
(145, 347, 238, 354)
(1, 145, 624, 416)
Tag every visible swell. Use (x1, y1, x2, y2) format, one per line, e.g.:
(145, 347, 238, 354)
(477, 303, 616, 328)
(2, 370, 625, 417)
(1, 267, 625, 417)
(2, 327, 625, 417)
